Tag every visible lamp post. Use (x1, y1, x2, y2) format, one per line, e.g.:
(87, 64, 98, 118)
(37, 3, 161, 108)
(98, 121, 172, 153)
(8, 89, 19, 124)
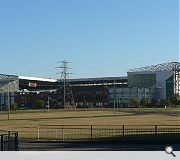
(8, 82, 10, 120)
(113, 78, 116, 116)
(47, 96, 50, 111)
(0, 82, 11, 118)
(0, 89, 3, 112)
(138, 88, 141, 112)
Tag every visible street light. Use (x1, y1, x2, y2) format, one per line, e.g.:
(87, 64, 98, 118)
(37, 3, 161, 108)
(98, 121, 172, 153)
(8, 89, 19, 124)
(113, 78, 116, 116)
(8, 82, 10, 120)
(0, 89, 3, 112)
(47, 96, 50, 111)
(0, 82, 11, 118)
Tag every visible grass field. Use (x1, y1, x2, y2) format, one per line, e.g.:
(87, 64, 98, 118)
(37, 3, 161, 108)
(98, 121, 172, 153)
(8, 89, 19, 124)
(0, 108, 180, 140)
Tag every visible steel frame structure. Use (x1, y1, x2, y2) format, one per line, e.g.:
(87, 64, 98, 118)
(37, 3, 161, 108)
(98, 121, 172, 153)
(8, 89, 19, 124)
(128, 62, 180, 99)
(0, 74, 19, 92)
(56, 61, 75, 109)
(174, 64, 180, 98)
(0, 74, 19, 114)
(128, 62, 180, 72)
(0, 74, 18, 82)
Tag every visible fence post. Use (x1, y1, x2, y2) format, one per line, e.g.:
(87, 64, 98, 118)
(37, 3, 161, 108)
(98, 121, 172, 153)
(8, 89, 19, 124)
(56, 129, 58, 140)
(8, 131, 10, 150)
(155, 125, 157, 136)
(62, 125, 64, 141)
(122, 125, 125, 137)
(15, 132, 19, 151)
(1, 135, 3, 151)
(37, 125, 40, 141)
(91, 125, 93, 140)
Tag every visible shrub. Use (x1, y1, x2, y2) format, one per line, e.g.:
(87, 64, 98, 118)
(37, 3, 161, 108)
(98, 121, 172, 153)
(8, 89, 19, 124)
(37, 99, 46, 109)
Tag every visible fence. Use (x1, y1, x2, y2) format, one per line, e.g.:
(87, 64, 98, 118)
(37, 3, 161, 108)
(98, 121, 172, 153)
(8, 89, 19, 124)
(0, 130, 19, 151)
(37, 125, 180, 142)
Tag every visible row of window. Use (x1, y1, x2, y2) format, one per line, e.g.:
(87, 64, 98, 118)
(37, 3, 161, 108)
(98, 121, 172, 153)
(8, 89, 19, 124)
(75, 102, 108, 107)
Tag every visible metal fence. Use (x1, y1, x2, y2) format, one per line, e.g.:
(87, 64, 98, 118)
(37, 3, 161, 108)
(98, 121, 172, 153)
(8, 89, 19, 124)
(37, 125, 180, 142)
(0, 130, 19, 151)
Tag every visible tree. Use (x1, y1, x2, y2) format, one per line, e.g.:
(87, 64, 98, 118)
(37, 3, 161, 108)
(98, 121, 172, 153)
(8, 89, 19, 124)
(37, 99, 46, 110)
(140, 98, 151, 107)
(169, 94, 180, 106)
(160, 99, 171, 108)
(12, 102, 18, 110)
(130, 98, 140, 108)
(150, 99, 159, 108)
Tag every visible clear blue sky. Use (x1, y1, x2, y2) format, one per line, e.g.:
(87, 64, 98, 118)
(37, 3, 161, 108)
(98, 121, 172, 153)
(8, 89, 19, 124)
(0, 0, 179, 79)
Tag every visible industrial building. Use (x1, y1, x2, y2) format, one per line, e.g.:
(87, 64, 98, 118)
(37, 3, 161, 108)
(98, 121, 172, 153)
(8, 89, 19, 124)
(0, 62, 179, 109)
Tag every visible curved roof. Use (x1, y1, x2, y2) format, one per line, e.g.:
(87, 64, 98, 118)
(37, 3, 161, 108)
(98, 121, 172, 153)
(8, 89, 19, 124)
(0, 74, 57, 83)
(19, 76, 57, 82)
(128, 62, 180, 72)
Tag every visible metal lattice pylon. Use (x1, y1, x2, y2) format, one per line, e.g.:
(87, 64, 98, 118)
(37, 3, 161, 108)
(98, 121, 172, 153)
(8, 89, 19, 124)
(56, 60, 75, 109)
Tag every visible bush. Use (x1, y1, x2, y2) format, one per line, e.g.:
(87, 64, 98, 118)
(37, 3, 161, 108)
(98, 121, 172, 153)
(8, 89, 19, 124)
(129, 98, 140, 107)
(140, 98, 151, 107)
(37, 99, 46, 109)
(12, 102, 18, 110)
(3, 106, 8, 111)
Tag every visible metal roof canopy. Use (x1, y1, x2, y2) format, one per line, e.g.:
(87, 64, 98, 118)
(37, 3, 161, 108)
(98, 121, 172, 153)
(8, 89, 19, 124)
(0, 74, 18, 83)
(57, 76, 127, 82)
(19, 76, 57, 82)
(128, 62, 180, 72)
(0, 74, 19, 92)
(57, 76, 128, 87)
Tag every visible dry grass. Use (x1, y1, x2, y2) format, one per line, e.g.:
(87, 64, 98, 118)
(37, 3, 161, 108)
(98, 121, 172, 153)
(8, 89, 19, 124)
(0, 108, 179, 139)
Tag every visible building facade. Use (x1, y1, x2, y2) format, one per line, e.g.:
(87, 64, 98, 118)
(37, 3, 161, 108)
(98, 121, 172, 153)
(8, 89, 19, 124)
(0, 62, 179, 109)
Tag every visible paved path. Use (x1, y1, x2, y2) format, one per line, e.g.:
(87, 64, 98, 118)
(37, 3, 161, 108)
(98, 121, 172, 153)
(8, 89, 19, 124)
(19, 141, 180, 151)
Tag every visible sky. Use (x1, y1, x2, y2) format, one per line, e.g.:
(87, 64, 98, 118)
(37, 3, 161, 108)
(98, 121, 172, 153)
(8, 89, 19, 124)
(0, 0, 179, 79)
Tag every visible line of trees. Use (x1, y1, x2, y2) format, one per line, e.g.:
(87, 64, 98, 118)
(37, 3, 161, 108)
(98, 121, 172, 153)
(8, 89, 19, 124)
(129, 94, 180, 108)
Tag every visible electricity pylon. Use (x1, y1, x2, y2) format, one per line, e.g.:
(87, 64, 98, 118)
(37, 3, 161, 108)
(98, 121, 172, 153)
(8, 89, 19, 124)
(56, 60, 75, 109)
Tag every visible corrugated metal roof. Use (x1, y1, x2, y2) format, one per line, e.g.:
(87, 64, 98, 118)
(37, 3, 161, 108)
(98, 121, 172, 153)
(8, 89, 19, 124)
(57, 76, 127, 82)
